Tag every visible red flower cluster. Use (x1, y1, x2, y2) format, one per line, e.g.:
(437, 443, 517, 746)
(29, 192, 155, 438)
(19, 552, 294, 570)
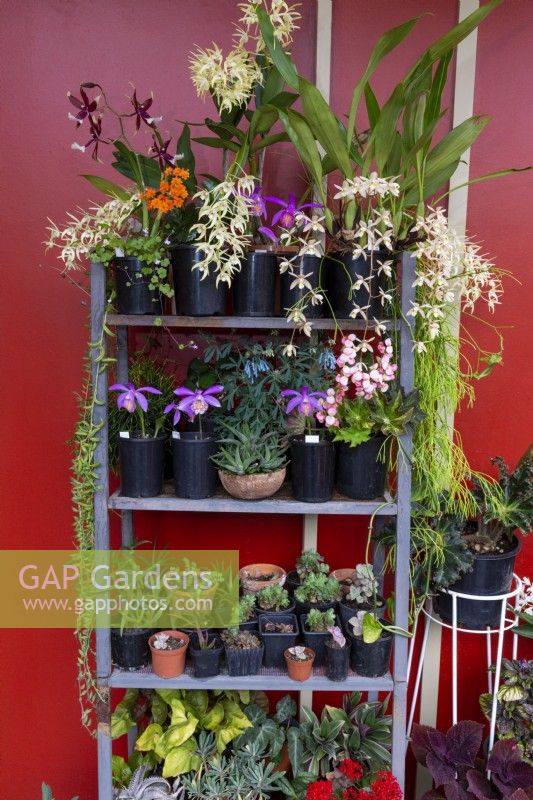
(370, 772, 402, 800)
(338, 759, 364, 781)
(306, 780, 335, 800)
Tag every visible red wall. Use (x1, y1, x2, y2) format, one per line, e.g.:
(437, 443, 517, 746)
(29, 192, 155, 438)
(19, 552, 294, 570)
(1, 0, 531, 796)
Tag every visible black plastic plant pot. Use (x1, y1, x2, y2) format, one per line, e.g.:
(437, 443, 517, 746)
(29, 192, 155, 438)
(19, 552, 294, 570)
(285, 570, 301, 596)
(232, 251, 277, 317)
(111, 628, 154, 671)
(324, 250, 392, 319)
(172, 432, 217, 499)
(280, 254, 324, 319)
(338, 597, 386, 631)
(190, 637, 223, 679)
(301, 614, 340, 667)
(259, 613, 299, 668)
(256, 601, 296, 619)
(349, 630, 392, 677)
(225, 643, 264, 676)
(170, 245, 226, 316)
(336, 436, 387, 500)
(114, 257, 163, 315)
(436, 537, 521, 629)
(325, 640, 351, 681)
(290, 436, 335, 503)
(119, 435, 166, 497)
(295, 599, 338, 617)
(184, 417, 216, 437)
(239, 619, 259, 633)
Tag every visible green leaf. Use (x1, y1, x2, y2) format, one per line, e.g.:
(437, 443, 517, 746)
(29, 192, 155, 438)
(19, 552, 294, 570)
(256, 8, 298, 89)
(201, 701, 225, 730)
(287, 726, 303, 775)
(81, 175, 130, 201)
(262, 64, 286, 104)
(362, 613, 383, 644)
(41, 785, 53, 800)
(364, 83, 405, 173)
(251, 131, 290, 152)
(155, 718, 198, 758)
(111, 755, 132, 787)
(176, 124, 197, 195)
(434, 165, 533, 203)
(299, 77, 352, 178)
(162, 739, 200, 778)
(135, 723, 163, 752)
(193, 136, 240, 152)
(278, 109, 325, 203)
(111, 141, 161, 189)
(425, 53, 452, 128)
(346, 16, 419, 146)
(364, 83, 381, 128)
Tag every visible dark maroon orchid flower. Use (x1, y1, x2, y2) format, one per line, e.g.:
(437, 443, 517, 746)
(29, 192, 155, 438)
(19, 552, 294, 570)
(149, 136, 177, 168)
(264, 193, 323, 229)
(280, 386, 326, 416)
(129, 89, 162, 131)
(67, 86, 100, 127)
(109, 383, 162, 413)
(170, 385, 224, 421)
(71, 115, 107, 161)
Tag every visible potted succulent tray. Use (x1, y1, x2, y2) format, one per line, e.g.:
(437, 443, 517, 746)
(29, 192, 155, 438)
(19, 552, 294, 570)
(221, 629, 264, 676)
(258, 613, 299, 668)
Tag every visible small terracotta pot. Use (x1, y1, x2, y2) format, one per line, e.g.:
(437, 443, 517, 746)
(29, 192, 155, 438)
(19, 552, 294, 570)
(149, 630, 189, 678)
(240, 563, 287, 595)
(330, 568, 356, 596)
(219, 467, 286, 500)
(284, 647, 315, 681)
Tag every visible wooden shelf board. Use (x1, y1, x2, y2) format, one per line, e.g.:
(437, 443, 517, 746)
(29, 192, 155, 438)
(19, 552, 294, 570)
(107, 314, 398, 331)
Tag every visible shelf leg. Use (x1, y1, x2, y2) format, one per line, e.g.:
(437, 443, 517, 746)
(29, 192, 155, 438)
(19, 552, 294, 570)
(121, 510, 135, 549)
(300, 514, 318, 719)
(391, 680, 407, 781)
(96, 684, 113, 800)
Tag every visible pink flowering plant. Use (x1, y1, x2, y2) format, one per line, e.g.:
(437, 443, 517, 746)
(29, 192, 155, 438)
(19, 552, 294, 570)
(316, 334, 422, 450)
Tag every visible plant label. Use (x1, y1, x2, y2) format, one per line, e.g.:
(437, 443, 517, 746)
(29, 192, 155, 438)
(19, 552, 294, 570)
(119, 431, 130, 438)
(305, 435, 320, 443)
(172, 431, 181, 439)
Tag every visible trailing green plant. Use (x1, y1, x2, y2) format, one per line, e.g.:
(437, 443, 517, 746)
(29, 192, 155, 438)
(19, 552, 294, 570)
(108, 355, 175, 471)
(296, 549, 330, 580)
(256, 584, 290, 612)
(211, 418, 287, 476)
(305, 608, 336, 632)
(181, 734, 292, 800)
(294, 573, 342, 606)
(375, 508, 475, 609)
(480, 659, 533, 764)
(70, 317, 115, 734)
(111, 689, 262, 780)
(239, 594, 257, 624)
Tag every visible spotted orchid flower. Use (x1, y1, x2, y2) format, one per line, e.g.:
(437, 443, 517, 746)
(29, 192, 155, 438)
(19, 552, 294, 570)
(280, 386, 326, 417)
(264, 193, 323, 229)
(167, 384, 224, 422)
(109, 382, 161, 413)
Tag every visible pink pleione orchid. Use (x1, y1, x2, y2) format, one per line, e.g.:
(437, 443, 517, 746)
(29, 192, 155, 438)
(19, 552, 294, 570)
(164, 384, 224, 426)
(109, 382, 162, 413)
(264, 193, 323, 229)
(280, 386, 326, 417)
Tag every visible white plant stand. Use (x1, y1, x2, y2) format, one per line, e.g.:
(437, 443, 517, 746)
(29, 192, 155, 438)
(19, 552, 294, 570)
(407, 575, 523, 755)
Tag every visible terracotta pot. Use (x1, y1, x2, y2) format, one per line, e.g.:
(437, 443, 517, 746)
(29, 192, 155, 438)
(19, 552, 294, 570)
(218, 467, 286, 500)
(284, 647, 315, 681)
(330, 568, 356, 596)
(149, 630, 189, 678)
(240, 563, 287, 595)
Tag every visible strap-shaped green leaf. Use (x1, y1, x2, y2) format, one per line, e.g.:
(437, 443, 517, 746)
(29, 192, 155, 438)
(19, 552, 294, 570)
(81, 175, 130, 201)
(299, 77, 352, 178)
(256, 7, 298, 89)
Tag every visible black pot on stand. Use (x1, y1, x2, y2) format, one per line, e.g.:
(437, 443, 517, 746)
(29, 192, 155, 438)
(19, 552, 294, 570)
(233, 250, 277, 317)
(324, 250, 393, 319)
(114, 257, 163, 315)
(280, 254, 324, 319)
(170, 245, 226, 316)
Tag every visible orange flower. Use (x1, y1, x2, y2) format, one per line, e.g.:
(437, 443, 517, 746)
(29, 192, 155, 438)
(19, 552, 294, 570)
(141, 167, 190, 214)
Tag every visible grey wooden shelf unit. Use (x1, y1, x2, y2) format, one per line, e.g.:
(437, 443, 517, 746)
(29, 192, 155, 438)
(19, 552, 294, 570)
(90, 253, 415, 799)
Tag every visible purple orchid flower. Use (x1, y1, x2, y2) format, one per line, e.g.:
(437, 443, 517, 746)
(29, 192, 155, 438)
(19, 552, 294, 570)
(280, 386, 326, 416)
(109, 383, 161, 413)
(67, 86, 100, 127)
(264, 193, 323, 229)
(241, 186, 267, 218)
(149, 136, 177, 168)
(258, 225, 278, 243)
(129, 89, 162, 131)
(163, 401, 182, 427)
(171, 385, 224, 420)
